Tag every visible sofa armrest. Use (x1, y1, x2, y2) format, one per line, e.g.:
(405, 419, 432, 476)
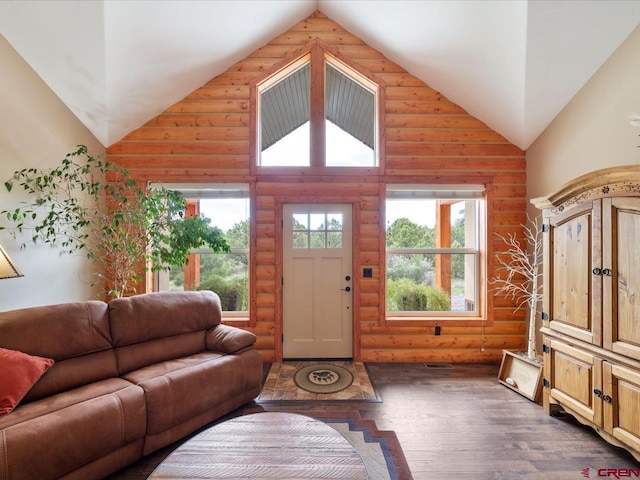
(206, 324, 257, 354)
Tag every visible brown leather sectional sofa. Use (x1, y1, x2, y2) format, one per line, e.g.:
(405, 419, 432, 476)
(0, 291, 263, 480)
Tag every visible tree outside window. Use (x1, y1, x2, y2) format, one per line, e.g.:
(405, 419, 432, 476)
(385, 186, 484, 318)
(156, 186, 250, 316)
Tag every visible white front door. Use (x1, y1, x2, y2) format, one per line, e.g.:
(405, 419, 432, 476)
(282, 204, 353, 358)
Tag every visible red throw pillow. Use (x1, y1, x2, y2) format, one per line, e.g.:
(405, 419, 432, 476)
(0, 347, 54, 416)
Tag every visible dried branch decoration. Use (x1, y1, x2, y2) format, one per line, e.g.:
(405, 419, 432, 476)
(489, 214, 543, 359)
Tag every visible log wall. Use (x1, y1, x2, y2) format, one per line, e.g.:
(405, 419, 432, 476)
(107, 11, 527, 363)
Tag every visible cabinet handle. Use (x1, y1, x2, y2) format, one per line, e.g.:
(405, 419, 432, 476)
(592, 268, 602, 275)
(602, 268, 612, 276)
(593, 388, 602, 398)
(602, 394, 612, 403)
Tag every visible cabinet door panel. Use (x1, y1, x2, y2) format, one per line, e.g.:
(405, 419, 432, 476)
(548, 201, 602, 345)
(605, 198, 640, 361)
(604, 362, 640, 452)
(546, 338, 602, 425)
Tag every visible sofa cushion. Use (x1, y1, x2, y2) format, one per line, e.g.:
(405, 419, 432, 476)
(0, 378, 146, 480)
(0, 300, 117, 401)
(206, 324, 257, 354)
(108, 291, 222, 348)
(0, 301, 112, 359)
(0, 348, 54, 417)
(23, 350, 118, 403)
(122, 352, 255, 436)
(114, 331, 206, 375)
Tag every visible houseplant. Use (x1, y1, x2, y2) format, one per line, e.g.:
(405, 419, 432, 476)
(490, 214, 544, 401)
(0, 145, 229, 297)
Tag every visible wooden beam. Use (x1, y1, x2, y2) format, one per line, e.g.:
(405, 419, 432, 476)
(183, 202, 200, 291)
(435, 201, 451, 297)
(310, 44, 326, 167)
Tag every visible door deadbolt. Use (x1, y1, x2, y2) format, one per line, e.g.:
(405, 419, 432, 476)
(345, 275, 351, 281)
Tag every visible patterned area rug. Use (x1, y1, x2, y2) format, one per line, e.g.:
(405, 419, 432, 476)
(257, 361, 381, 402)
(105, 409, 411, 479)
(239, 407, 413, 480)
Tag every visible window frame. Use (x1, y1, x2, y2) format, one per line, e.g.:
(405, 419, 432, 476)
(251, 39, 384, 174)
(152, 183, 251, 322)
(384, 184, 486, 322)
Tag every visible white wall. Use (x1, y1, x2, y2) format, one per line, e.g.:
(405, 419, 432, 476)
(526, 24, 640, 352)
(527, 25, 640, 203)
(0, 35, 105, 311)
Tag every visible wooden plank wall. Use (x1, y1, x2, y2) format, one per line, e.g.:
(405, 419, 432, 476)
(107, 11, 527, 363)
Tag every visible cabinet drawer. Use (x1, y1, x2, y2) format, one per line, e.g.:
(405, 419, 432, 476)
(546, 338, 602, 425)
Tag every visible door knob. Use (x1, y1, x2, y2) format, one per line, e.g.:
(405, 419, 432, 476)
(340, 286, 351, 292)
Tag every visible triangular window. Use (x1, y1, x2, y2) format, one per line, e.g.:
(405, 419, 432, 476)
(256, 44, 379, 168)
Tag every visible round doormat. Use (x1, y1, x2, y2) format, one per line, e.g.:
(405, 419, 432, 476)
(294, 364, 354, 394)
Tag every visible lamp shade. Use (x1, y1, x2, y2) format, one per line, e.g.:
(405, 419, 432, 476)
(0, 244, 23, 279)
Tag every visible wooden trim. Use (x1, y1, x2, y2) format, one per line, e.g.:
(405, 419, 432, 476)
(248, 181, 258, 328)
(377, 82, 386, 174)
(352, 200, 362, 362)
(256, 167, 381, 179)
(531, 165, 640, 211)
(274, 195, 362, 360)
(382, 174, 494, 185)
(435, 201, 452, 296)
(482, 183, 494, 327)
(379, 182, 387, 327)
(310, 44, 326, 168)
(249, 76, 258, 176)
(183, 202, 200, 290)
(273, 200, 283, 362)
(250, 47, 311, 92)
(320, 40, 381, 91)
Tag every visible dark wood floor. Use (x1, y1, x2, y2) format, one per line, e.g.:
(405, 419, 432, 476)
(109, 363, 639, 480)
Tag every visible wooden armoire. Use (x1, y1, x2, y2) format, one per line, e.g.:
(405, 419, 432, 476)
(532, 166, 640, 462)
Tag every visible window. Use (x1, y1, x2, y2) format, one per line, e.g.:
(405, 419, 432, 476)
(156, 184, 250, 318)
(257, 45, 378, 167)
(385, 185, 485, 318)
(292, 211, 344, 249)
(260, 61, 310, 167)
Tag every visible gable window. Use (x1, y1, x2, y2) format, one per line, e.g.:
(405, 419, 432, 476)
(156, 184, 250, 319)
(385, 185, 485, 319)
(257, 44, 378, 168)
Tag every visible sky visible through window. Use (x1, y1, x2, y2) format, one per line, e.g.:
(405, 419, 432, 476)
(197, 198, 462, 234)
(198, 199, 248, 232)
(386, 200, 464, 230)
(194, 191, 463, 233)
(261, 121, 373, 167)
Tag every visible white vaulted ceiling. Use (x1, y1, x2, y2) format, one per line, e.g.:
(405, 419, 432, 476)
(0, 0, 638, 149)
